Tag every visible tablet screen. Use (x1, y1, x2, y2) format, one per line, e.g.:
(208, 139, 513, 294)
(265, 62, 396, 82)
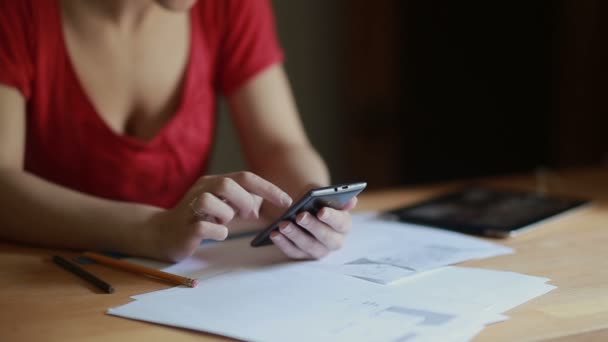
(385, 187, 588, 237)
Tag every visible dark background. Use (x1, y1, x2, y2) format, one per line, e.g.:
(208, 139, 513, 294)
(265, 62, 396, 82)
(341, 0, 608, 188)
(211, 1, 608, 190)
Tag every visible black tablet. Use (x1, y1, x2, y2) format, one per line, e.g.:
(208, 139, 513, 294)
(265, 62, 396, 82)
(384, 187, 589, 238)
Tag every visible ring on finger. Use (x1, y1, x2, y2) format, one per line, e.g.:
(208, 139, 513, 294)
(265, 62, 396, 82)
(190, 196, 211, 221)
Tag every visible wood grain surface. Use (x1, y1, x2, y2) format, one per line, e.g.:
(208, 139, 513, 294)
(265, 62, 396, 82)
(1, 167, 606, 341)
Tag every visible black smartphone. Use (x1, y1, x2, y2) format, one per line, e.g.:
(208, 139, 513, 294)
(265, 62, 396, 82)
(250, 182, 367, 247)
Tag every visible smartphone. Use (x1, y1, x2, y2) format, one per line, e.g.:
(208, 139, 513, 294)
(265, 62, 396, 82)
(250, 182, 367, 247)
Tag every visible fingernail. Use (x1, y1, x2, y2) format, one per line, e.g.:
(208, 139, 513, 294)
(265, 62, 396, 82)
(318, 209, 328, 220)
(270, 231, 281, 240)
(281, 193, 292, 206)
(280, 223, 292, 234)
(297, 213, 310, 225)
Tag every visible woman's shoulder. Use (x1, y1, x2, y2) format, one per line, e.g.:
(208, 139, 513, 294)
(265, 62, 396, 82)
(0, 0, 55, 99)
(192, 0, 283, 95)
(193, 0, 276, 30)
(0, 0, 35, 18)
(0, 0, 53, 53)
(0, 0, 51, 33)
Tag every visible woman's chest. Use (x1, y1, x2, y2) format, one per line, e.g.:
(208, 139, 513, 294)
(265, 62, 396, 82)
(63, 14, 192, 141)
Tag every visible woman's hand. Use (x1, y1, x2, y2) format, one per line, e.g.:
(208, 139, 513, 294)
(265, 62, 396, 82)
(269, 197, 358, 259)
(152, 171, 292, 262)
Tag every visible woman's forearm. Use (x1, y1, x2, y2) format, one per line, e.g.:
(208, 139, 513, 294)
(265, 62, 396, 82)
(0, 169, 162, 257)
(250, 143, 330, 197)
(224, 143, 329, 235)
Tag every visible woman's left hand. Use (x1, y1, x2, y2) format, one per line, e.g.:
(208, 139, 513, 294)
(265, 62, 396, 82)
(269, 197, 358, 259)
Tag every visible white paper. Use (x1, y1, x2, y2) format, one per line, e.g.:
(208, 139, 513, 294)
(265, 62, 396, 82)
(312, 215, 514, 284)
(126, 214, 514, 286)
(111, 266, 385, 342)
(388, 266, 556, 313)
(109, 213, 552, 342)
(110, 265, 555, 342)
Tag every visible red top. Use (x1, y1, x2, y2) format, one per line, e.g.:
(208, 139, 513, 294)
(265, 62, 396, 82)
(0, 0, 284, 208)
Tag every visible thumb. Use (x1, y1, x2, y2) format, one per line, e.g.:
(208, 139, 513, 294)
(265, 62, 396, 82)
(342, 197, 358, 211)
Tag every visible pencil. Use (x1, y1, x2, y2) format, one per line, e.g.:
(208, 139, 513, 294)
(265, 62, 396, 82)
(53, 255, 115, 294)
(83, 251, 198, 288)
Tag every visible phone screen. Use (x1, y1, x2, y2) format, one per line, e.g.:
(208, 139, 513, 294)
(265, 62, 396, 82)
(250, 182, 367, 247)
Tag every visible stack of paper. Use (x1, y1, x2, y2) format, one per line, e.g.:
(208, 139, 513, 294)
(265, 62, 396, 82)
(125, 214, 514, 285)
(109, 215, 555, 341)
(110, 265, 554, 342)
(316, 215, 514, 284)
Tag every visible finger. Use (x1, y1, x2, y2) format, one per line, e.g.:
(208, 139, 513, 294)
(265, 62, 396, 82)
(270, 231, 311, 259)
(316, 206, 353, 234)
(342, 197, 358, 211)
(192, 192, 235, 224)
(211, 177, 259, 219)
(193, 221, 229, 241)
(229, 171, 292, 207)
(278, 221, 329, 259)
(296, 212, 344, 251)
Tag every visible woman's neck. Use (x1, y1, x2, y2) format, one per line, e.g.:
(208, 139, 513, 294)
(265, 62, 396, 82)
(62, 0, 161, 31)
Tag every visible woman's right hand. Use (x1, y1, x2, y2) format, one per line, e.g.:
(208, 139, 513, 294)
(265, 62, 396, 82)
(151, 171, 292, 262)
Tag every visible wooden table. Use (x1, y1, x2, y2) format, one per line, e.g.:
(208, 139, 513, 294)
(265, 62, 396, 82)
(1, 167, 607, 341)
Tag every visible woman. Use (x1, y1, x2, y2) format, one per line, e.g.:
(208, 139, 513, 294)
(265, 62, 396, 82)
(0, 0, 356, 261)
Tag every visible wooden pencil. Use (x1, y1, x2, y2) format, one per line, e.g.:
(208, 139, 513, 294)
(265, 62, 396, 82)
(82, 251, 198, 288)
(53, 255, 115, 293)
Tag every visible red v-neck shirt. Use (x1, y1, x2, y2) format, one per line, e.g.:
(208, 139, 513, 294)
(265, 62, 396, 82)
(0, 0, 284, 208)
